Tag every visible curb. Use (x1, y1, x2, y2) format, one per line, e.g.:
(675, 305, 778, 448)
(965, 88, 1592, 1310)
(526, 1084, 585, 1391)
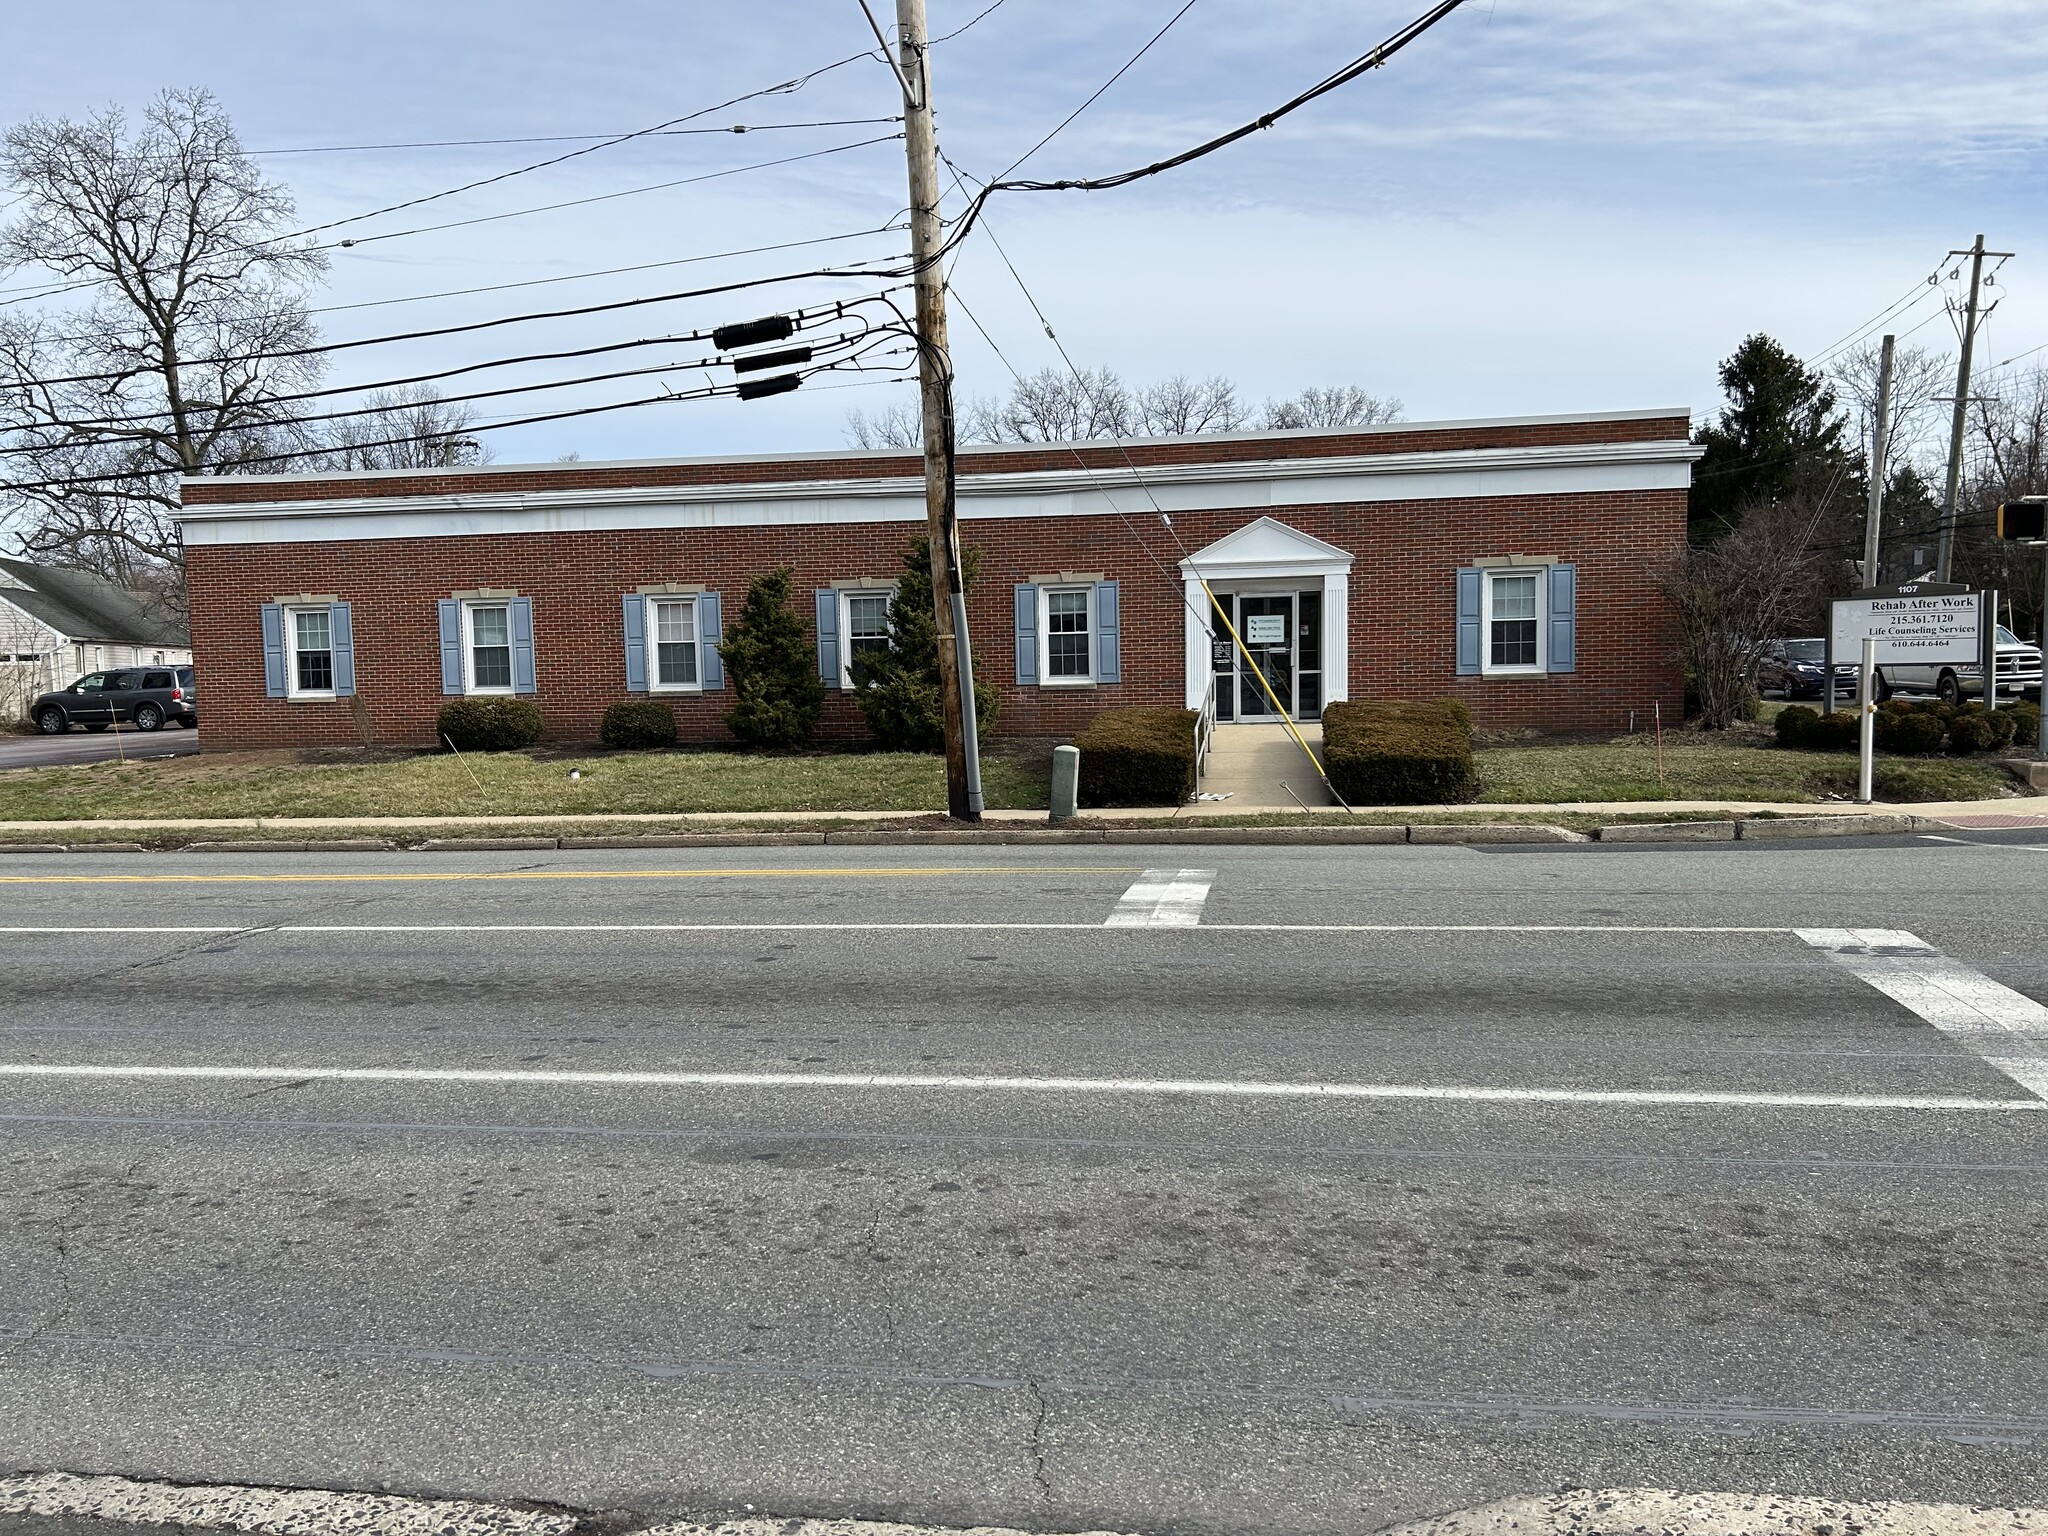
(1374, 1487, 2048, 1535)
(0, 816, 1941, 854)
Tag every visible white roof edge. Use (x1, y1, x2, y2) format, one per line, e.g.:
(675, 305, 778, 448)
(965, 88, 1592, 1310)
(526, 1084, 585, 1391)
(176, 408, 1696, 489)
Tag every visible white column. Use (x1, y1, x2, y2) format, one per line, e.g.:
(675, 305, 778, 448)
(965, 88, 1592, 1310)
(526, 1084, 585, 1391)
(1183, 573, 1209, 709)
(1324, 569, 1350, 704)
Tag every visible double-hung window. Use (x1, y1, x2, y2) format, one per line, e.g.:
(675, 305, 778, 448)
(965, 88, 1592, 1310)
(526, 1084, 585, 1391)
(651, 597, 700, 690)
(846, 592, 892, 669)
(465, 602, 514, 693)
(288, 607, 334, 696)
(1484, 570, 1542, 673)
(1043, 587, 1094, 684)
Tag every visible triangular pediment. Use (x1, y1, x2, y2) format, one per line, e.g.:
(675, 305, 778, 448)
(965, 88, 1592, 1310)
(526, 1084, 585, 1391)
(1178, 516, 1353, 574)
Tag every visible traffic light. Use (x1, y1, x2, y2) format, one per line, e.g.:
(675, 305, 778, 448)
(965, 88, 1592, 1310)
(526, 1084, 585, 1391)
(1997, 497, 2046, 540)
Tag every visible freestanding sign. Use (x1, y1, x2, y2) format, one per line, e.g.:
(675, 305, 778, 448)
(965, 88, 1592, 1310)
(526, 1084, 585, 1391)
(1829, 592, 1981, 663)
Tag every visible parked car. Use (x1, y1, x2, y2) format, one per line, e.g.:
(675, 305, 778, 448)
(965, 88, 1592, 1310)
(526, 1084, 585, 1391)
(1877, 626, 2044, 705)
(1757, 638, 1857, 699)
(31, 665, 197, 734)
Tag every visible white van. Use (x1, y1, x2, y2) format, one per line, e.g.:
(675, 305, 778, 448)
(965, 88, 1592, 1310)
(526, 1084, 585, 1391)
(1878, 625, 2044, 704)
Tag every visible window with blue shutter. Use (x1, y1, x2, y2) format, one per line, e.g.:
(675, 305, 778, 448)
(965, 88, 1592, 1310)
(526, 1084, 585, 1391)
(815, 589, 840, 687)
(698, 591, 724, 689)
(261, 604, 287, 698)
(1094, 580, 1121, 683)
(1546, 563, 1577, 674)
(621, 593, 648, 693)
(437, 600, 462, 694)
(329, 601, 356, 697)
(1014, 583, 1039, 685)
(1455, 568, 1482, 676)
(509, 597, 537, 694)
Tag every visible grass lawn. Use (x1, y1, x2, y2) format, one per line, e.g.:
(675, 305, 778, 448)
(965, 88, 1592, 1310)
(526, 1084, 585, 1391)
(0, 744, 1054, 822)
(1474, 732, 2013, 804)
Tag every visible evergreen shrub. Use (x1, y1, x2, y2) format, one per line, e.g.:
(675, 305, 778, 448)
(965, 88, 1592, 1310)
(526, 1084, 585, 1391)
(1074, 706, 1198, 807)
(721, 566, 825, 749)
(437, 698, 543, 751)
(852, 535, 998, 751)
(600, 700, 677, 750)
(1321, 699, 1477, 805)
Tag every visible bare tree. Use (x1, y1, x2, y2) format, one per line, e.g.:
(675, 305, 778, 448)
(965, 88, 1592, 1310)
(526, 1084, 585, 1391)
(0, 89, 329, 590)
(319, 386, 491, 471)
(844, 399, 923, 450)
(1829, 338, 1951, 486)
(1961, 364, 2048, 640)
(967, 366, 1134, 443)
(1136, 374, 1248, 436)
(1261, 385, 1404, 431)
(1664, 501, 1829, 729)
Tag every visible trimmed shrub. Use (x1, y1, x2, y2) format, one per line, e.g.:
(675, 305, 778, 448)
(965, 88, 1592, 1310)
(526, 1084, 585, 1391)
(600, 699, 678, 750)
(1955, 702, 2019, 751)
(1322, 699, 1477, 806)
(2010, 700, 2041, 746)
(1075, 706, 1198, 807)
(1774, 704, 1819, 748)
(1874, 709, 1946, 756)
(1945, 711, 1995, 755)
(1801, 710, 1860, 752)
(721, 565, 825, 749)
(437, 698, 543, 752)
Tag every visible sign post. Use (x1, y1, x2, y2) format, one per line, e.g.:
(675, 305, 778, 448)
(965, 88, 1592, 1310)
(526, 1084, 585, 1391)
(1857, 636, 1877, 804)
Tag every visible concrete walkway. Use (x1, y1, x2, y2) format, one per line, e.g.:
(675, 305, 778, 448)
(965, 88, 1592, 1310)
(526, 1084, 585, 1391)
(1197, 722, 1335, 809)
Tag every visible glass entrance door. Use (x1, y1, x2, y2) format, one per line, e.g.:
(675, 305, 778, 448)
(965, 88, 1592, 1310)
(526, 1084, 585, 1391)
(1237, 594, 1294, 718)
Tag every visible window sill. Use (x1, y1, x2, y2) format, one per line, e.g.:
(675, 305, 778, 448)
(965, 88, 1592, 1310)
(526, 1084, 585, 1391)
(648, 684, 703, 696)
(1041, 678, 1098, 689)
(285, 692, 338, 703)
(464, 687, 517, 698)
(1478, 667, 1548, 679)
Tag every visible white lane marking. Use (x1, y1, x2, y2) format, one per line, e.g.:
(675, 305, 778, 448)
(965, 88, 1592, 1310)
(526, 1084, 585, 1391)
(1918, 834, 1972, 844)
(0, 922, 1791, 935)
(0, 1061, 2039, 1111)
(1797, 928, 2048, 1100)
(1105, 867, 1216, 926)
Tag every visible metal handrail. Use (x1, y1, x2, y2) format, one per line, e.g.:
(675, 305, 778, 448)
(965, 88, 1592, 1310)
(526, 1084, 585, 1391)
(1194, 671, 1217, 796)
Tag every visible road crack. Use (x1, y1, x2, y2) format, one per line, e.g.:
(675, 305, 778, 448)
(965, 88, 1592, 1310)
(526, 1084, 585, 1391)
(1024, 1377, 1053, 1502)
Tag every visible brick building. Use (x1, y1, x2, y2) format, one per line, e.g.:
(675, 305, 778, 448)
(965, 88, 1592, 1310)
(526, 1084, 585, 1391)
(174, 409, 1699, 750)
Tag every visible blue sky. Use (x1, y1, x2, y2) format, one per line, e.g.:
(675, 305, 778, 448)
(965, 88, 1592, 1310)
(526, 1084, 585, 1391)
(6, 0, 2046, 464)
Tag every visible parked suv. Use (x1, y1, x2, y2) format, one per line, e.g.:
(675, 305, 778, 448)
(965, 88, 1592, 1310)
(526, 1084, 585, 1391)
(32, 666, 197, 734)
(1877, 626, 2044, 705)
(1757, 638, 1857, 699)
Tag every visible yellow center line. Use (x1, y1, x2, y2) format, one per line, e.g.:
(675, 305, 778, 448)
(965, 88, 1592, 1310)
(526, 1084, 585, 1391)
(0, 865, 1137, 886)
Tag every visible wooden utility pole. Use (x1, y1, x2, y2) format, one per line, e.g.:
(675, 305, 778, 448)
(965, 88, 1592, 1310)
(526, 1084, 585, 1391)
(1862, 333, 1894, 588)
(891, 0, 983, 820)
(1936, 235, 2012, 581)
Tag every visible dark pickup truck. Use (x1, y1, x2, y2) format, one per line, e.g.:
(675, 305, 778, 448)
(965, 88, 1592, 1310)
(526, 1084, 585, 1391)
(31, 666, 197, 734)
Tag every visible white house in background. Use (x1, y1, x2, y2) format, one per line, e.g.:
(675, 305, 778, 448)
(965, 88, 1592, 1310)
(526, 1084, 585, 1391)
(0, 559, 192, 720)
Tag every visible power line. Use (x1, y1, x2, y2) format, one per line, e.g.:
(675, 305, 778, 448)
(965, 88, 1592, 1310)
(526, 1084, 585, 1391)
(931, 0, 1014, 43)
(315, 134, 903, 251)
(993, 0, 1202, 183)
(246, 117, 901, 156)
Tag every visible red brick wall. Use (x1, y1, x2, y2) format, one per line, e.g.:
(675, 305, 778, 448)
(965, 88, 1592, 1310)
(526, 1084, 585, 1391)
(184, 487, 1686, 750)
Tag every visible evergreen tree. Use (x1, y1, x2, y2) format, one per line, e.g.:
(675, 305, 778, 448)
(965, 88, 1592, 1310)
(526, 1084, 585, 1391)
(1690, 334, 1860, 542)
(851, 535, 999, 751)
(720, 566, 824, 749)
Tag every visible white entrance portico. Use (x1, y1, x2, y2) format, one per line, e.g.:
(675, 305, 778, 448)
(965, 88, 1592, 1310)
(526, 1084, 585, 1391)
(1179, 516, 1352, 723)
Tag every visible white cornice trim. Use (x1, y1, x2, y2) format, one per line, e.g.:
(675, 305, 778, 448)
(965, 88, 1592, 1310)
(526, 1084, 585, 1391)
(175, 439, 1702, 547)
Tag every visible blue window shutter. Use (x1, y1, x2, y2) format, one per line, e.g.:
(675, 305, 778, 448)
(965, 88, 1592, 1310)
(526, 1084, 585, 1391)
(1547, 563, 1577, 674)
(437, 600, 463, 694)
(815, 589, 841, 687)
(1095, 580, 1121, 683)
(621, 593, 647, 693)
(699, 591, 724, 690)
(329, 602, 356, 697)
(1014, 583, 1039, 685)
(261, 603, 286, 698)
(509, 597, 537, 694)
(1455, 568, 1482, 676)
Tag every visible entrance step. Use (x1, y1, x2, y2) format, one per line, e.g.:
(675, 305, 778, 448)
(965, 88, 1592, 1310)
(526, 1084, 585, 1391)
(1200, 723, 1333, 809)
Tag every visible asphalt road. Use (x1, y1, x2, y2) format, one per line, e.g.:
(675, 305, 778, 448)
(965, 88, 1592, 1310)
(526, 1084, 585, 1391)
(0, 726, 200, 771)
(2, 835, 2046, 1534)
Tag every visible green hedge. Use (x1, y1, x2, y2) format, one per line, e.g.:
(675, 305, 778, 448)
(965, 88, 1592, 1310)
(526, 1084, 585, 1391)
(1774, 706, 1858, 752)
(1075, 706, 1198, 807)
(437, 698, 544, 752)
(1321, 699, 1476, 806)
(600, 699, 678, 750)
(1773, 705, 1818, 748)
(1874, 708, 1945, 755)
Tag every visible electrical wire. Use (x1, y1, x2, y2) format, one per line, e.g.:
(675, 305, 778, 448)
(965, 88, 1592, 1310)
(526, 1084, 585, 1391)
(992, 0, 1202, 183)
(932, 0, 1013, 43)
(246, 118, 902, 156)
(317, 134, 903, 252)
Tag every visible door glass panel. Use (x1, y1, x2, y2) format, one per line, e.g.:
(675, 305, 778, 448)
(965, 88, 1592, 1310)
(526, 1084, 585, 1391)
(1296, 591, 1322, 719)
(1238, 595, 1293, 718)
(1210, 592, 1234, 722)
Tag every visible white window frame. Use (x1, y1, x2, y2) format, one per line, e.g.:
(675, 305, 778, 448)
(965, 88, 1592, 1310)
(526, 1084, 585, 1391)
(645, 594, 702, 694)
(1040, 584, 1097, 687)
(462, 600, 516, 696)
(839, 587, 896, 690)
(1481, 568, 1546, 677)
(284, 603, 336, 700)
